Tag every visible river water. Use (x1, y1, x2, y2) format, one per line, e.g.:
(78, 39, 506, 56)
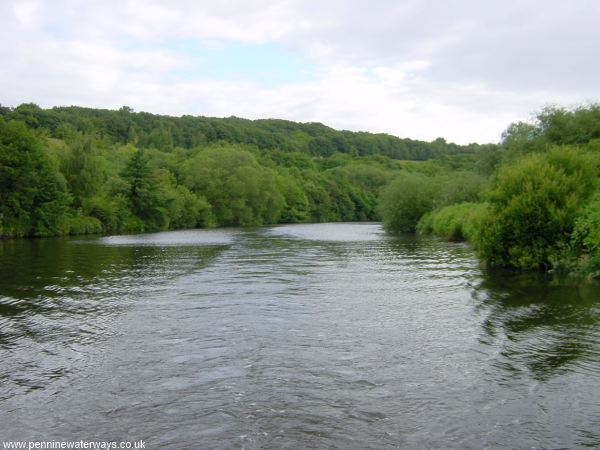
(0, 223, 599, 449)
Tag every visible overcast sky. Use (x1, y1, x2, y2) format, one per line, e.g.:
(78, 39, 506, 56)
(2, 0, 599, 144)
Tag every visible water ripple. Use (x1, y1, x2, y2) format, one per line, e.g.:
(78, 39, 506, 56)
(0, 224, 599, 448)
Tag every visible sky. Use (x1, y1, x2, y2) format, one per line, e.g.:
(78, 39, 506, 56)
(1, 0, 599, 144)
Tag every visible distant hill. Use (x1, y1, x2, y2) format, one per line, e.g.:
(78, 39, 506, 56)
(0, 103, 486, 160)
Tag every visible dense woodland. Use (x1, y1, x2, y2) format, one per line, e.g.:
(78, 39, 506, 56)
(1, 102, 600, 277)
(0, 102, 490, 238)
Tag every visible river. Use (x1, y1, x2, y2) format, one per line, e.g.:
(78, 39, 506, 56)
(1, 223, 599, 449)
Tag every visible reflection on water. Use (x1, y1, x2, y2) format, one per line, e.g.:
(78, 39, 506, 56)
(475, 271, 600, 381)
(0, 234, 229, 401)
(97, 229, 235, 246)
(0, 224, 599, 448)
(267, 222, 387, 242)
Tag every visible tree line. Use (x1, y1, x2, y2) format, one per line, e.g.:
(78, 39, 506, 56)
(2, 102, 600, 278)
(2, 103, 447, 237)
(0, 104, 486, 160)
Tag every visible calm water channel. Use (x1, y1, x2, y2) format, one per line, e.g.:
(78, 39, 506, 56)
(0, 223, 599, 449)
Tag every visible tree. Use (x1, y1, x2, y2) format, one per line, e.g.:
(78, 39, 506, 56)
(377, 172, 439, 233)
(122, 149, 166, 230)
(0, 120, 70, 237)
(182, 145, 285, 226)
(62, 134, 105, 207)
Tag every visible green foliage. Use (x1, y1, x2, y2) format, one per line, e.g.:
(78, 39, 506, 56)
(0, 120, 71, 237)
(573, 196, 600, 253)
(537, 104, 600, 145)
(82, 193, 129, 232)
(0, 103, 499, 238)
(276, 173, 310, 223)
(437, 171, 488, 206)
(376, 168, 487, 235)
(417, 202, 489, 241)
(0, 104, 490, 161)
(61, 134, 106, 206)
(499, 104, 600, 161)
(332, 163, 392, 217)
(474, 147, 598, 270)
(411, 105, 600, 277)
(570, 196, 600, 277)
(122, 149, 168, 230)
(1, 108, 418, 237)
(182, 145, 285, 226)
(4, 99, 600, 286)
(163, 182, 214, 229)
(500, 121, 541, 153)
(64, 215, 104, 235)
(378, 172, 439, 233)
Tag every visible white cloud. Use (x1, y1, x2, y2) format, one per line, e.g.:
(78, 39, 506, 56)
(1, 0, 599, 143)
(12, 1, 42, 28)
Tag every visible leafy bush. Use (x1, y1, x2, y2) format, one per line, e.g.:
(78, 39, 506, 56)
(417, 202, 488, 241)
(167, 186, 214, 229)
(473, 147, 598, 270)
(65, 215, 103, 235)
(570, 195, 600, 277)
(378, 172, 439, 233)
(122, 215, 146, 233)
(437, 172, 488, 206)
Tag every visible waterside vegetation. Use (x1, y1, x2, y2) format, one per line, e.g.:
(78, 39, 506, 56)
(1, 102, 600, 277)
(396, 105, 600, 278)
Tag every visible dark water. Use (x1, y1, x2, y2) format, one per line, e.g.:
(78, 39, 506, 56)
(1, 223, 599, 449)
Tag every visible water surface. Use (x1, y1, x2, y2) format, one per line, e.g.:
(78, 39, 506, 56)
(1, 223, 599, 448)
